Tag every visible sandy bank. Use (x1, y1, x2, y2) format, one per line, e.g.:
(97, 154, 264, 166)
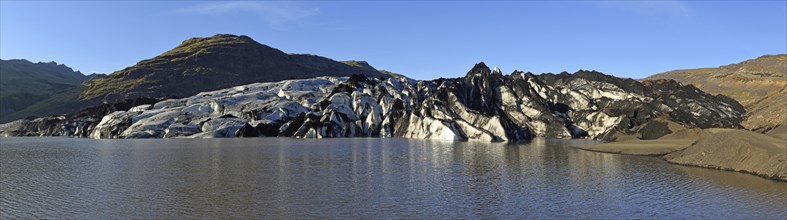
(663, 130, 787, 181)
(579, 127, 708, 156)
(579, 139, 696, 156)
(766, 124, 786, 140)
(581, 126, 787, 181)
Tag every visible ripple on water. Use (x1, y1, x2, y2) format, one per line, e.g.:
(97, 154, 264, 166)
(1, 137, 785, 219)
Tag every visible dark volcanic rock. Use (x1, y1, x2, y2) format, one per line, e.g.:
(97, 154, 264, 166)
(642, 79, 745, 128)
(458, 62, 504, 115)
(236, 123, 260, 137)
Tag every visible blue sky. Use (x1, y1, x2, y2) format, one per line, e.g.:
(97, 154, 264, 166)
(1, 1, 785, 80)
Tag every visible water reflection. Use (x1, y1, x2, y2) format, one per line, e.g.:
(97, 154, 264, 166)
(1, 137, 785, 218)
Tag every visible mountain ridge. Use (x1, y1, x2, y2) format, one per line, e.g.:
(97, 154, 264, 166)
(80, 34, 387, 104)
(645, 54, 786, 130)
(645, 54, 786, 106)
(0, 59, 89, 122)
(1, 34, 388, 122)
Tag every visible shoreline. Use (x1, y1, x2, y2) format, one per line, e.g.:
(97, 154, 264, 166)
(578, 139, 697, 156)
(665, 160, 787, 182)
(578, 147, 672, 157)
(579, 128, 787, 182)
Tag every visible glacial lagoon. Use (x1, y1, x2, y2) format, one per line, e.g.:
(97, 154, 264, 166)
(1, 137, 785, 218)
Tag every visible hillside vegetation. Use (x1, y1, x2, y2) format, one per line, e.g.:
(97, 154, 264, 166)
(0, 59, 89, 122)
(81, 34, 387, 103)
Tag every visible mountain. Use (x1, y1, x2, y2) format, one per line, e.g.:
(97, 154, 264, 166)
(0, 59, 89, 122)
(2, 63, 745, 141)
(645, 54, 786, 106)
(645, 54, 786, 130)
(1, 34, 388, 123)
(80, 34, 387, 104)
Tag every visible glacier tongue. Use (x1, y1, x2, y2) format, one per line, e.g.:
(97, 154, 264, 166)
(1, 63, 746, 142)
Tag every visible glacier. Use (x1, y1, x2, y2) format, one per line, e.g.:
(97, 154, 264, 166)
(0, 63, 745, 142)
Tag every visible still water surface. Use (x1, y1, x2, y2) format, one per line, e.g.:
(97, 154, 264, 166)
(1, 137, 785, 218)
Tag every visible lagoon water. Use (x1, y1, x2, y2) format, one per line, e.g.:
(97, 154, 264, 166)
(1, 137, 785, 218)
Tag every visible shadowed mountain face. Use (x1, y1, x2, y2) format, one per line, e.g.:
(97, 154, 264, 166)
(80, 34, 386, 104)
(0, 59, 90, 122)
(646, 54, 786, 106)
(645, 54, 786, 130)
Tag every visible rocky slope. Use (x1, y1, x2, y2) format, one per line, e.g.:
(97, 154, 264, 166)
(743, 86, 787, 132)
(646, 54, 786, 106)
(80, 34, 387, 104)
(2, 63, 745, 142)
(646, 54, 787, 131)
(0, 59, 89, 122)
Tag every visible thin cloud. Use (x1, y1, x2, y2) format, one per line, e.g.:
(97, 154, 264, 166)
(597, 1, 693, 18)
(171, 1, 320, 25)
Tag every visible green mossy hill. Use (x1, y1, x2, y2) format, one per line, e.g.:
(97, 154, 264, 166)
(0, 59, 89, 122)
(81, 34, 387, 103)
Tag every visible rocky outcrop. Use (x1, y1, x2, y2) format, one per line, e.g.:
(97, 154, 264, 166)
(1, 63, 745, 142)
